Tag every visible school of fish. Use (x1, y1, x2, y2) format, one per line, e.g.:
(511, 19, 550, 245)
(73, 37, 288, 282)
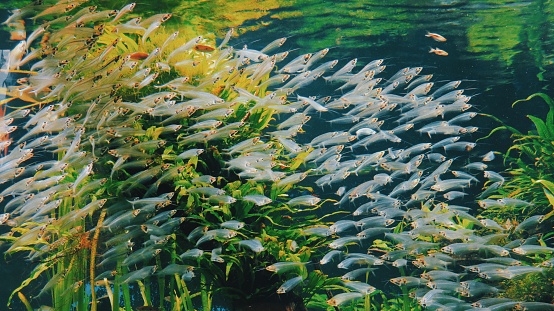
(0, 1, 553, 310)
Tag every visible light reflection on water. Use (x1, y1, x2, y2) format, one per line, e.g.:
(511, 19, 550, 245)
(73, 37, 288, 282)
(230, 0, 554, 155)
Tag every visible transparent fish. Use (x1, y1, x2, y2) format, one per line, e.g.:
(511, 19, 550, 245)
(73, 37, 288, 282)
(236, 239, 264, 253)
(220, 220, 245, 230)
(266, 261, 308, 274)
(241, 194, 272, 206)
(327, 292, 363, 307)
(276, 275, 303, 294)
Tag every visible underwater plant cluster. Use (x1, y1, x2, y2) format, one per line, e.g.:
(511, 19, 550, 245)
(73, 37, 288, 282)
(0, 1, 553, 310)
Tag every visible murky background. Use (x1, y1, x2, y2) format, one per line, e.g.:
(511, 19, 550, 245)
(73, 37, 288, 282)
(1, 0, 553, 309)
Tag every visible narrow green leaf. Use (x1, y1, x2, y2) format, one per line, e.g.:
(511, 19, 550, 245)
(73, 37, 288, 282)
(513, 92, 554, 138)
(544, 188, 554, 208)
(534, 179, 554, 194)
(8, 263, 50, 306)
(476, 125, 521, 142)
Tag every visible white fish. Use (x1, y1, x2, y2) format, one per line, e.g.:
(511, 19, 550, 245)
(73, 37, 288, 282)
(276, 275, 303, 294)
(167, 36, 203, 62)
(220, 220, 245, 230)
(237, 239, 264, 253)
(112, 2, 136, 23)
(242, 194, 272, 206)
(8, 41, 26, 69)
(177, 148, 204, 159)
(73, 162, 94, 192)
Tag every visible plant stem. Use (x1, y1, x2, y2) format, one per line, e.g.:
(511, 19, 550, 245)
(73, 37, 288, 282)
(156, 253, 166, 310)
(399, 267, 409, 311)
(113, 273, 120, 311)
(137, 280, 149, 305)
(119, 264, 132, 311)
(200, 273, 211, 311)
(175, 274, 193, 310)
(90, 209, 107, 311)
(17, 292, 33, 311)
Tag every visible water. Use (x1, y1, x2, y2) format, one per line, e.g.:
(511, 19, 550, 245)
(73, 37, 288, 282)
(0, 1, 553, 310)
(98, 0, 554, 147)
(1, 1, 551, 145)
(239, 0, 553, 139)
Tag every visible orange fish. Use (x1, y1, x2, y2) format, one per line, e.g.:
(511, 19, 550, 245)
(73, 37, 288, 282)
(129, 52, 149, 60)
(429, 47, 448, 56)
(426, 32, 447, 42)
(194, 44, 215, 52)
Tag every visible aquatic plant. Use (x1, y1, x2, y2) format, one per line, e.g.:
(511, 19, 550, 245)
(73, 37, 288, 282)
(1, 1, 554, 311)
(480, 92, 554, 222)
(502, 267, 554, 303)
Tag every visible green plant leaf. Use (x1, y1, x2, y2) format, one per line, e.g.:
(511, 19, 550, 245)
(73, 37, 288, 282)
(477, 125, 521, 142)
(527, 115, 553, 140)
(8, 263, 50, 306)
(534, 179, 554, 194)
(513, 92, 554, 138)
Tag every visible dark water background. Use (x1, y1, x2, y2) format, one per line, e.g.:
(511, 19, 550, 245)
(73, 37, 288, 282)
(1, 0, 553, 309)
(240, 0, 554, 141)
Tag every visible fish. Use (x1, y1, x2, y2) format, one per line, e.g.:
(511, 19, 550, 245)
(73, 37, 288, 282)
(180, 248, 204, 259)
(206, 248, 223, 263)
(176, 148, 204, 159)
(166, 36, 203, 62)
(112, 2, 136, 23)
(429, 47, 448, 56)
(8, 41, 26, 69)
(32, 3, 78, 21)
(120, 266, 157, 284)
(0, 213, 10, 224)
(72, 162, 94, 192)
(276, 275, 303, 294)
(287, 194, 320, 207)
(425, 31, 447, 42)
(0, 4, 546, 310)
(236, 239, 264, 253)
(142, 21, 162, 45)
(196, 229, 237, 246)
(217, 28, 234, 49)
(266, 262, 309, 274)
(241, 194, 272, 206)
(327, 292, 363, 307)
(194, 44, 215, 52)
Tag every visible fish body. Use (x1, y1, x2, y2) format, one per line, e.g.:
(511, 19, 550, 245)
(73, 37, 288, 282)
(327, 292, 363, 307)
(167, 36, 203, 62)
(8, 41, 26, 69)
(241, 194, 272, 206)
(142, 21, 161, 45)
(120, 266, 157, 284)
(429, 47, 448, 56)
(425, 32, 447, 42)
(237, 239, 264, 253)
(277, 275, 303, 294)
(266, 261, 308, 274)
(112, 2, 136, 23)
